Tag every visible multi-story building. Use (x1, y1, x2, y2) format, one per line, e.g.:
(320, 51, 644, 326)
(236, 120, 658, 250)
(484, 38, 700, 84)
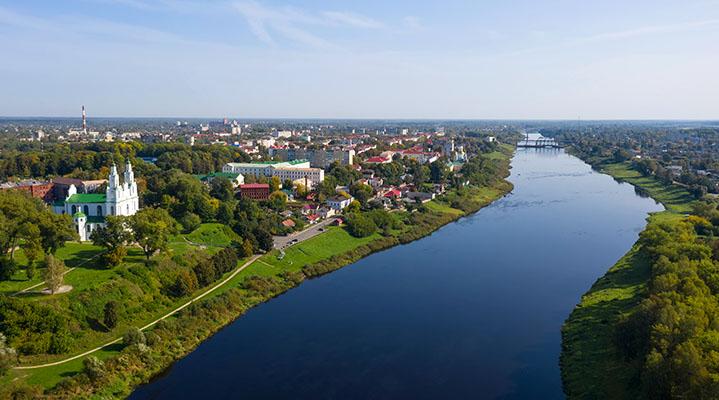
(270, 147, 355, 167)
(239, 183, 270, 200)
(223, 160, 324, 188)
(0, 180, 55, 202)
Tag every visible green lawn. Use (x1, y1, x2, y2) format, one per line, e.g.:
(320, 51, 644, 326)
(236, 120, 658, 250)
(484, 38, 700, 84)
(424, 200, 464, 216)
(244, 227, 381, 277)
(600, 162, 695, 213)
(183, 223, 240, 247)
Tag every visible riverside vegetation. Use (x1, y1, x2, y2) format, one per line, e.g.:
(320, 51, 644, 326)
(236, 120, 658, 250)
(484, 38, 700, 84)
(0, 142, 513, 398)
(560, 142, 719, 399)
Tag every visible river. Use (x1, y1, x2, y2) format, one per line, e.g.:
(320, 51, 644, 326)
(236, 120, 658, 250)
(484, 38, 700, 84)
(130, 149, 663, 399)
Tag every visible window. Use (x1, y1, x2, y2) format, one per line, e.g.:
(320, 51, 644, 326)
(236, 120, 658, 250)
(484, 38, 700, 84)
(111, 206, 115, 215)
(71, 205, 77, 214)
(83, 205, 89, 215)
(97, 205, 103, 216)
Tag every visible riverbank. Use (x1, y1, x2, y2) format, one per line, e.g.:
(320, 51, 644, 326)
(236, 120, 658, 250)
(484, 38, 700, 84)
(560, 156, 696, 399)
(5, 146, 514, 399)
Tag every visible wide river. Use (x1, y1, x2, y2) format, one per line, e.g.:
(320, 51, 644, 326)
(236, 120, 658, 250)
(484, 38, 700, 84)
(131, 149, 663, 399)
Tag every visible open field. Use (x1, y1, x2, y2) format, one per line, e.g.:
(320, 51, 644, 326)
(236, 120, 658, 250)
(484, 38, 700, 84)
(599, 162, 695, 213)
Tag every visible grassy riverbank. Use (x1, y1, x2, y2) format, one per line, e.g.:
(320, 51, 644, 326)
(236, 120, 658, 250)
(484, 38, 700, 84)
(560, 156, 696, 399)
(3, 146, 515, 398)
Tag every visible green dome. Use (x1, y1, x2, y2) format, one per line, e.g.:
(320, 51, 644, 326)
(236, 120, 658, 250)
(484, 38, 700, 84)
(73, 211, 86, 218)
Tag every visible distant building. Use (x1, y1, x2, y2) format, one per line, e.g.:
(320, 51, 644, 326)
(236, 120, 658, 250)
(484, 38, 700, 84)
(270, 147, 355, 167)
(194, 172, 245, 188)
(326, 196, 353, 211)
(223, 160, 324, 188)
(52, 177, 107, 200)
(0, 180, 55, 202)
(239, 183, 270, 200)
(364, 156, 392, 164)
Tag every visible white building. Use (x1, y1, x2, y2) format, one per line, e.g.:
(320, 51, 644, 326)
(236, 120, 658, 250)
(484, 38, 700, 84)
(53, 161, 140, 241)
(327, 196, 353, 211)
(223, 160, 324, 188)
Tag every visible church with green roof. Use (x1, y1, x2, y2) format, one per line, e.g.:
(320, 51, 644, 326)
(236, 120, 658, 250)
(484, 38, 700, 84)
(53, 161, 140, 241)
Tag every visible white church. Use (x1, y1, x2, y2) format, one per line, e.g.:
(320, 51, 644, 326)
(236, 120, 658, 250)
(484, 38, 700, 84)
(53, 161, 140, 241)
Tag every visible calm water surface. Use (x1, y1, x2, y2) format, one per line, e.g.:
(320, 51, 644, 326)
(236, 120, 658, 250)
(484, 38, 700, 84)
(131, 149, 663, 399)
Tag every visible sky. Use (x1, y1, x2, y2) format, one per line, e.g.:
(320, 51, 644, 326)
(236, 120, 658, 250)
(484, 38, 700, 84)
(0, 0, 718, 119)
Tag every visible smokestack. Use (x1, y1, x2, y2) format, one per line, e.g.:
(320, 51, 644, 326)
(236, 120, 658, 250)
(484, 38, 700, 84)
(82, 105, 87, 133)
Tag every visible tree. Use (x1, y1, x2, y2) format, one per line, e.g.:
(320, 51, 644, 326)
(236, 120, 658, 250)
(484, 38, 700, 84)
(268, 191, 288, 210)
(255, 228, 274, 252)
(179, 212, 202, 233)
(43, 254, 65, 294)
(238, 238, 254, 258)
(130, 208, 178, 260)
(0, 258, 17, 281)
(270, 176, 282, 192)
(295, 182, 308, 198)
(350, 183, 373, 206)
(317, 175, 338, 197)
(210, 177, 234, 201)
(103, 301, 120, 329)
(0, 190, 76, 263)
(193, 259, 218, 286)
(216, 201, 235, 226)
(346, 213, 377, 238)
(170, 270, 198, 297)
(283, 179, 294, 190)
(0, 333, 16, 376)
(91, 215, 131, 267)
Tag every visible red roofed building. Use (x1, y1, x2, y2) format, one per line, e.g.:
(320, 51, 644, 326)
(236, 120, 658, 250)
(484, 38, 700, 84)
(365, 156, 391, 164)
(384, 188, 402, 198)
(239, 183, 270, 200)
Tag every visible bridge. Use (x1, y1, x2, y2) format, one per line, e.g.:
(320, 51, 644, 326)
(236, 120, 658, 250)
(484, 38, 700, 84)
(517, 132, 562, 148)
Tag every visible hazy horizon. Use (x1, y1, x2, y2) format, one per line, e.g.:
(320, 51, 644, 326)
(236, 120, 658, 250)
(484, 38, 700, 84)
(1, 0, 718, 119)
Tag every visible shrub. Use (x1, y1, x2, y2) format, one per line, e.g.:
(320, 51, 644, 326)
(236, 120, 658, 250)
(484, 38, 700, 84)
(0, 258, 17, 281)
(123, 327, 146, 347)
(103, 301, 120, 330)
(83, 356, 106, 382)
(0, 333, 17, 375)
(170, 270, 198, 297)
(179, 213, 202, 233)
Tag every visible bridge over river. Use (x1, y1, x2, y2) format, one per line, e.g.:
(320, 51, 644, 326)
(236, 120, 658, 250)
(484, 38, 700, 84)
(518, 132, 562, 148)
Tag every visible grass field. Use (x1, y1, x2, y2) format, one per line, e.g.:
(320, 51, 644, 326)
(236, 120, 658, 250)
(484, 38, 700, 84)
(600, 162, 695, 213)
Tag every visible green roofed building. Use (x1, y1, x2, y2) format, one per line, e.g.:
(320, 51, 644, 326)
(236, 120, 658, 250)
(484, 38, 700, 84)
(193, 172, 245, 188)
(52, 161, 140, 241)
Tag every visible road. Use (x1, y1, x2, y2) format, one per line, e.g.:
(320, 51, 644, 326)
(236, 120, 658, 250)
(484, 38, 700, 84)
(273, 217, 338, 250)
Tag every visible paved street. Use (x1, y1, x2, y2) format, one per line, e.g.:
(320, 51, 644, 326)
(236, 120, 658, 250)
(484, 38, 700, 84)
(273, 217, 339, 250)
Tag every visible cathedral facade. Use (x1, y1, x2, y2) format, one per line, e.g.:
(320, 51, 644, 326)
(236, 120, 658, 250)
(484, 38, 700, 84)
(53, 161, 139, 241)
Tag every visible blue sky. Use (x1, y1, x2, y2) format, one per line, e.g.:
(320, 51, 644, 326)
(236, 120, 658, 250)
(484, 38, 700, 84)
(1, 0, 718, 119)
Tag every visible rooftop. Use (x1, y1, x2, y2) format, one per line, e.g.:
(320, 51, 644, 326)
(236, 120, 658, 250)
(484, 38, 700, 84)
(240, 183, 270, 189)
(65, 193, 107, 203)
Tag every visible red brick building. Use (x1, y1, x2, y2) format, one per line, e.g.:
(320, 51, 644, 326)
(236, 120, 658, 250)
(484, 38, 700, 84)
(0, 180, 55, 202)
(239, 183, 270, 200)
